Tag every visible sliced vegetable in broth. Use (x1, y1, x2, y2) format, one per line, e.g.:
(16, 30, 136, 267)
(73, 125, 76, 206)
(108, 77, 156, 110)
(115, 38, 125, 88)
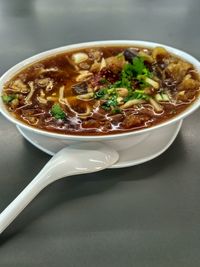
(2, 46, 200, 135)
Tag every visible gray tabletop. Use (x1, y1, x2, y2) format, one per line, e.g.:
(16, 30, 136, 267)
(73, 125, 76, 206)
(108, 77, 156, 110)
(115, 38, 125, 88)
(0, 0, 200, 266)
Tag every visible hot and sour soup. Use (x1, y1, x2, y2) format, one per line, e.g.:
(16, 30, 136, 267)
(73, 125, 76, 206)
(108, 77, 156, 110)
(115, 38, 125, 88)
(2, 46, 200, 135)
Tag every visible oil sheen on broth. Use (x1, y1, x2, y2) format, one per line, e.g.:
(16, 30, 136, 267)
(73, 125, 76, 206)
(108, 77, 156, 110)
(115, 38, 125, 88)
(2, 46, 200, 135)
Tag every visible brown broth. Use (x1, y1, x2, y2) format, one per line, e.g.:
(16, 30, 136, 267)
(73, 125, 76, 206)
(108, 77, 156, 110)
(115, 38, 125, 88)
(2, 46, 200, 135)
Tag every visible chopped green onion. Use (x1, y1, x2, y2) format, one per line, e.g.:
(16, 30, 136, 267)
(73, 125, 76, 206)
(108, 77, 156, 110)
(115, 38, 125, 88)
(95, 88, 107, 99)
(144, 77, 159, 89)
(2, 94, 16, 103)
(101, 96, 118, 110)
(51, 103, 66, 120)
(178, 91, 185, 96)
(121, 99, 146, 109)
(155, 93, 163, 102)
(162, 93, 170, 101)
(155, 93, 170, 102)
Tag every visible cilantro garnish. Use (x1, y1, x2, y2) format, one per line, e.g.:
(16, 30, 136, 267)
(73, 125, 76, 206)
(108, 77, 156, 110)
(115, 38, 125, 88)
(101, 96, 118, 110)
(123, 56, 152, 80)
(124, 90, 150, 102)
(132, 57, 148, 75)
(95, 55, 153, 110)
(112, 56, 152, 90)
(95, 88, 107, 99)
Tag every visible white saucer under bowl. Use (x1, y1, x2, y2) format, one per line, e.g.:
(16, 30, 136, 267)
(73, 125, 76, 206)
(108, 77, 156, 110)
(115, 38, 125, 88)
(17, 120, 182, 169)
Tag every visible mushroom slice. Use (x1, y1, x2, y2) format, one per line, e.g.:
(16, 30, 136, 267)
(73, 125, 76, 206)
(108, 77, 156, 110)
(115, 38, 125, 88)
(152, 47, 169, 60)
(72, 53, 88, 64)
(149, 97, 163, 112)
(37, 78, 50, 87)
(8, 79, 29, 93)
(72, 82, 88, 95)
(37, 78, 54, 91)
(76, 70, 93, 82)
(120, 99, 146, 109)
(100, 58, 106, 70)
(76, 92, 94, 100)
(90, 60, 101, 72)
(90, 58, 106, 72)
(88, 49, 102, 61)
(40, 67, 58, 73)
(66, 55, 79, 71)
(79, 62, 90, 70)
(123, 48, 138, 63)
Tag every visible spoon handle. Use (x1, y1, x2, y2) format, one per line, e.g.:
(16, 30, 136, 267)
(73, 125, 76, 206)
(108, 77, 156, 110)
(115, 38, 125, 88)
(0, 147, 75, 233)
(0, 174, 47, 234)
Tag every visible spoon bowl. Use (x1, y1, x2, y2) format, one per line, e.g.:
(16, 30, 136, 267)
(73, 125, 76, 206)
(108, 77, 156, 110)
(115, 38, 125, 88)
(43, 142, 119, 182)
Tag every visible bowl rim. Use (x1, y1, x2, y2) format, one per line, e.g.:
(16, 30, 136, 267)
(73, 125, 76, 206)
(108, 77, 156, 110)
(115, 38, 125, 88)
(0, 40, 200, 141)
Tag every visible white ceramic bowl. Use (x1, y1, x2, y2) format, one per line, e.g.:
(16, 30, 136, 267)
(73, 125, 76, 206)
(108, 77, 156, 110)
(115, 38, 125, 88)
(0, 40, 200, 151)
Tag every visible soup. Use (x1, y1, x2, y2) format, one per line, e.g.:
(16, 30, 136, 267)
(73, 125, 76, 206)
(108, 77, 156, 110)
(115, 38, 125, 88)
(1, 46, 200, 135)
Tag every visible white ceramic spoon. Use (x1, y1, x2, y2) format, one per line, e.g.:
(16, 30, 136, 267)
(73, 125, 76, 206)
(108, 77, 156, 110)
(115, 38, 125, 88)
(0, 142, 119, 233)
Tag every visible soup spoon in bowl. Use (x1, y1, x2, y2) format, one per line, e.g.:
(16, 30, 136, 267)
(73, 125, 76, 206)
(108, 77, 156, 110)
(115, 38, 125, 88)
(0, 142, 119, 234)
